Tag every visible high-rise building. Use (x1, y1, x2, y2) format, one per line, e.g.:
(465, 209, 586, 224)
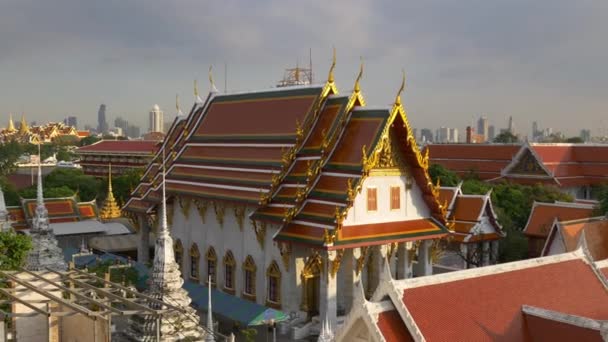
(148, 104, 164, 133)
(532, 121, 538, 138)
(420, 128, 433, 143)
(437, 127, 451, 143)
(126, 124, 141, 138)
(488, 125, 496, 141)
(114, 117, 128, 132)
(477, 115, 488, 141)
(580, 129, 591, 142)
(64, 116, 78, 129)
(508, 116, 515, 134)
(97, 104, 108, 134)
(449, 128, 459, 143)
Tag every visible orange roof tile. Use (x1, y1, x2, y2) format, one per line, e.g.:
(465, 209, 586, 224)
(524, 202, 595, 238)
(400, 254, 608, 341)
(376, 310, 414, 342)
(450, 196, 485, 222)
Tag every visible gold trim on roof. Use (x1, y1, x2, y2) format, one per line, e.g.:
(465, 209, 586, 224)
(100, 164, 122, 220)
(328, 47, 336, 83)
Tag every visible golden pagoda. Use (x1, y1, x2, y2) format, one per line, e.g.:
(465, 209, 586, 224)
(6, 114, 16, 133)
(18, 113, 29, 135)
(99, 164, 122, 220)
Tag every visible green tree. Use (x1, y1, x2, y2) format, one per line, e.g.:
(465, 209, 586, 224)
(428, 164, 460, 187)
(53, 135, 80, 147)
(461, 179, 491, 195)
(111, 168, 144, 206)
(19, 185, 75, 199)
(493, 131, 520, 143)
(0, 141, 27, 177)
(566, 137, 584, 143)
(595, 184, 608, 215)
(79, 136, 101, 147)
(43, 168, 102, 201)
(87, 260, 139, 287)
(0, 231, 32, 270)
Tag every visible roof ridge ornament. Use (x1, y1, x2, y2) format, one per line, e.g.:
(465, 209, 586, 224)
(194, 79, 203, 104)
(209, 65, 218, 93)
(395, 69, 406, 105)
(327, 47, 336, 83)
(175, 93, 184, 117)
(354, 57, 363, 93)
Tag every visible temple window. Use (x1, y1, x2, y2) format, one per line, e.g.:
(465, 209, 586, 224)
(189, 243, 200, 281)
(243, 255, 257, 301)
(266, 261, 281, 308)
(174, 239, 183, 272)
(390, 186, 401, 210)
(367, 187, 377, 212)
(206, 247, 217, 286)
(223, 250, 236, 294)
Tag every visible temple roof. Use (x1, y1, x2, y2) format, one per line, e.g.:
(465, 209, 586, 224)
(77, 140, 159, 155)
(344, 250, 608, 341)
(8, 196, 100, 230)
(542, 216, 608, 261)
(124, 65, 448, 249)
(523, 201, 596, 238)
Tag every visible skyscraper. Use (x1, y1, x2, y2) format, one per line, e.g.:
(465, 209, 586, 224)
(488, 125, 496, 141)
(148, 104, 164, 133)
(508, 116, 515, 134)
(420, 128, 433, 142)
(64, 116, 78, 129)
(97, 104, 108, 134)
(477, 115, 488, 141)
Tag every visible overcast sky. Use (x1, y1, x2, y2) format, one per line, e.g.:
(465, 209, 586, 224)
(1, 0, 607, 137)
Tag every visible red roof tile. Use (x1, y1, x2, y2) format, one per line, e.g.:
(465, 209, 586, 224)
(450, 196, 484, 222)
(401, 256, 608, 341)
(523, 310, 603, 342)
(524, 202, 595, 238)
(376, 310, 414, 342)
(77, 140, 158, 154)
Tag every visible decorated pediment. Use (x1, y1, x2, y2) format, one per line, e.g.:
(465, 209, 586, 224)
(368, 131, 407, 176)
(509, 149, 548, 176)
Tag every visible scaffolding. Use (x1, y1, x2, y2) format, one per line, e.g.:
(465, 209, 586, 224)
(0, 265, 226, 342)
(276, 66, 313, 87)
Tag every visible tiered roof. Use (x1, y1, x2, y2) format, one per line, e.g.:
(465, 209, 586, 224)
(7, 196, 99, 230)
(542, 216, 608, 261)
(337, 249, 608, 341)
(426, 142, 608, 187)
(523, 201, 596, 239)
(440, 183, 504, 243)
(125, 61, 448, 249)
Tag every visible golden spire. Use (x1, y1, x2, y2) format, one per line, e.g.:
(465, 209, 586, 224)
(209, 65, 218, 92)
(395, 69, 406, 106)
(354, 57, 363, 93)
(99, 164, 121, 220)
(7, 113, 16, 133)
(328, 47, 336, 83)
(18, 113, 29, 135)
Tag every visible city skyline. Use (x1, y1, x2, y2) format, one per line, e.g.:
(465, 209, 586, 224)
(1, 1, 607, 136)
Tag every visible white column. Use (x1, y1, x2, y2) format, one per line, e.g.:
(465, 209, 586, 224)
(413, 240, 432, 276)
(482, 241, 490, 266)
(319, 250, 337, 329)
(342, 249, 356, 314)
(491, 241, 499, 265)
(396, 242, 411, 280)
(460, 244, 469, 269)
(138, 214, 150, 264)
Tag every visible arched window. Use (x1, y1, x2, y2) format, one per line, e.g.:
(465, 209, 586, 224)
(189, 243, 200, 281)
(174, 240, 183, 272)
(206, 247, 217, 287)
(242, 255, 257, 301)
(223, 250, 236, 294)
(266, 261, 281, 308)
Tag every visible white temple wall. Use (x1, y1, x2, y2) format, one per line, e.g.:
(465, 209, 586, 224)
(343, 173, 430, 226)
(170, 200, 293, 311)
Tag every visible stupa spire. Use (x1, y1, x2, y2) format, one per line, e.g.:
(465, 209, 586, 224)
(99, 164, 121, 220)
(7, 113, 16, 133)
(25, 140, 67, 271)
(18, 113, 29, 135)
(126, 151, 205, 341)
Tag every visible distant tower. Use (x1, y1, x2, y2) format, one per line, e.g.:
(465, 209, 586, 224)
(18, 113, 29, 135)
(532, 121, 538, 139)
(97, 104, 108, 134)
(477, 115, 488, 141)
(99, 164, 122, 220)
(488, 125, 496, 141)
(148, 104, 164, 133)
(508, 116, 515, 134)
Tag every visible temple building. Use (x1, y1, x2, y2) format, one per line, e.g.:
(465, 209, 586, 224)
(437, 183, 505, 269)
(125, 59, 450, 336)
(336, 249, 608, 341)
(425, 142, 608, 199)
(523, 201, 596, 257)
(541, 216, 608, 261)
(76, 140, 159, 177)
(1, 114, 81, 143)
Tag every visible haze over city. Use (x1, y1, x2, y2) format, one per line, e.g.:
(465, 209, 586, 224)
(1, 0, 607, 136)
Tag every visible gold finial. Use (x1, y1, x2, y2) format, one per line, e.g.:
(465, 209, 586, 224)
(354, 57, 363, 93)
(208, 65, 217, 92)
(175, 94, 180, 112)
(100, 163, 121, 220)
(328, 47, 336, 83)
(7, 113, 15, 133)
(18, 112, 29, 135)
(194, 79, 199, 97)
(395, 69, 406, 105)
